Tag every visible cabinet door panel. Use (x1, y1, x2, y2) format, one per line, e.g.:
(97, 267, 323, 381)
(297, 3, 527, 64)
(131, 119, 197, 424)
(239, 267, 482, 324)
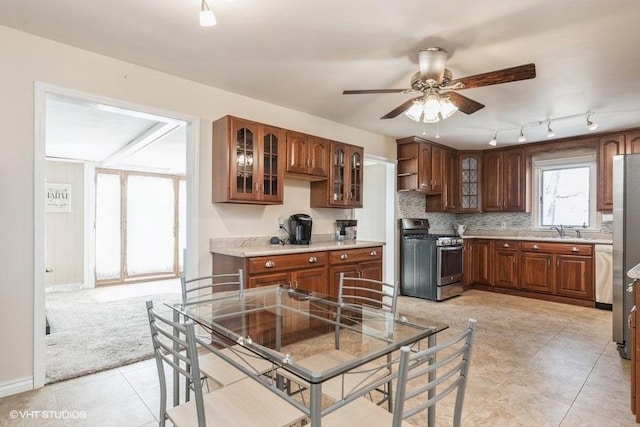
(598, 135, 625, 210)
(247, 272, 290, 288)
(286, 131, 310, 175)
(329, 265, 359, 298)
(430, 145, 443, 192)
(520, 252, 553, 293)
(474, 240, 493, 284)
(482, 151, 502, 211)
(418, 143, 432, 191)
(556, 255, 594, 300)
(309, 136, 329, 177)
(503, 149, 525, 211)
(443, 149, 458, 212)
(292, 267, 328, 294)
(494, 250, 519, 288)
(230, 119, 260, 201)
(260, 126, 285, 203)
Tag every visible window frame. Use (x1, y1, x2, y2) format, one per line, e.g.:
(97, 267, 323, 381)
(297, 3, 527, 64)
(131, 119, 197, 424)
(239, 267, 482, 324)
(531, 153, 600, 231)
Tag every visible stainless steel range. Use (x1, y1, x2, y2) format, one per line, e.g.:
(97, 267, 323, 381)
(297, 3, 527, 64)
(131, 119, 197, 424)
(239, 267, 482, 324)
(400, 218, 465, 301)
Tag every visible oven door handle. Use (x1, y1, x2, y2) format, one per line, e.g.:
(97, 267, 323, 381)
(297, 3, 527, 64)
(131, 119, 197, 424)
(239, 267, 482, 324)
(439, 246, 462, 251)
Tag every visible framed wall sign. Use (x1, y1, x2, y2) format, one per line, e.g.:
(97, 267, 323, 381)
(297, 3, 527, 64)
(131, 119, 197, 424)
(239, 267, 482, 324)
(46, 183, 72, 212)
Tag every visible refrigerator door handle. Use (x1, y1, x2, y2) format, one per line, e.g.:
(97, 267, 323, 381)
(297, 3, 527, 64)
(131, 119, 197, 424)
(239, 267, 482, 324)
(628, 282, 636, 293)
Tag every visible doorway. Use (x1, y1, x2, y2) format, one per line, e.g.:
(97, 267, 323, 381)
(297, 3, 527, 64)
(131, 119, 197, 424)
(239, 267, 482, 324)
(34, 83, 199, 387)
(354, 156, 396, 285)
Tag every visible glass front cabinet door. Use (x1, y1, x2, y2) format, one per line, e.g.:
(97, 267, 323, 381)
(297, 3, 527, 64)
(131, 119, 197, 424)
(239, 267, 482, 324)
(458, 151, 481, 213)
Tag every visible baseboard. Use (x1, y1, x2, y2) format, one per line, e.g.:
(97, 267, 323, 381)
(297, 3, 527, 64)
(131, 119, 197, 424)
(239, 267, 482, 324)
(0, 376, 33, 398)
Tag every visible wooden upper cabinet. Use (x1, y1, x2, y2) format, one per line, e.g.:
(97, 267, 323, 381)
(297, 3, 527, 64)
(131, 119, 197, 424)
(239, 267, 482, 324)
(396, 137, 443, 194)
(426, 148, 458, 212)
(627, 132, 640, 154)
(285, 131, 328, 179)
(310, 141, 363, 208)
(212, 116, 285, 204)
(458, 151, 482, 213)
(597, 134, 625, 211)
(482, 148, 525, 212)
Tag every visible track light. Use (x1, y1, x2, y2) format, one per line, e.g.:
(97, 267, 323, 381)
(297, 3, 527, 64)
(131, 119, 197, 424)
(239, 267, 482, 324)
(518, 127, 526, 143)
(546, 121, 555, 138)
(489, 132, 497, 146)
(200, 0, 216, 27)
(587, 115, 598, 131)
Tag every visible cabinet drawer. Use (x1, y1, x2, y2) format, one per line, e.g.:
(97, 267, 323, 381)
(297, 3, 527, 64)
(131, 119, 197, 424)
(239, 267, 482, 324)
(329, 246, 383, 265)
(248, 251, 327, 274)
(521, 242, 593, 256)
(495, 240, 521, 250)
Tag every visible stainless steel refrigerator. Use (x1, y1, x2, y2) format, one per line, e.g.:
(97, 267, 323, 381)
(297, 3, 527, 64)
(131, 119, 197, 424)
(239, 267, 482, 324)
(613, 154, 640, 359)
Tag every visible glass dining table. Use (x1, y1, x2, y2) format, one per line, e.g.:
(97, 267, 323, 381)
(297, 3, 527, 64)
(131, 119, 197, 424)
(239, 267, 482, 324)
(167, 284, 448, 426)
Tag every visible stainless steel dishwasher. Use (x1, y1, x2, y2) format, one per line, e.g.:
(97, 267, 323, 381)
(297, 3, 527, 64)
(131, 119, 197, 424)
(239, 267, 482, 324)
(595, 244, 613, 310)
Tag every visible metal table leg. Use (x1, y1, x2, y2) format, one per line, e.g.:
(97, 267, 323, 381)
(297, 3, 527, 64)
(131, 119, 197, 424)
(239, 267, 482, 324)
(427, 334, 436, 426)
(310, 382, 322, 426)
(172, 309, 180, 407)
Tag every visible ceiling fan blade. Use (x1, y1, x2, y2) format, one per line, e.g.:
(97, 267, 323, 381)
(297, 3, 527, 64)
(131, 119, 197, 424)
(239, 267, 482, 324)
(449, 63, 536, 90)
(443, 92, 485, 114)
(380, 96, 423, 119)
(418, 47, 448, 83)
(343, 89, 407, 95)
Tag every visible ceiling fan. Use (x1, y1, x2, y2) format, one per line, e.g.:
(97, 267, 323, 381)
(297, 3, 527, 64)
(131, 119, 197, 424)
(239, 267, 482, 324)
(343, 47, 536, 122)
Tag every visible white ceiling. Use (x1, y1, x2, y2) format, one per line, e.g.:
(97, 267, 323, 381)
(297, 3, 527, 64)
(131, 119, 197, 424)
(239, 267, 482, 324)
(3, 0, 640, 149)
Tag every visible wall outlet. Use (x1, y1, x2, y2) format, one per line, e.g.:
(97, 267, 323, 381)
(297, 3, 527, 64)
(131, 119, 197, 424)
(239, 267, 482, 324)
(501, 221, 507, 229)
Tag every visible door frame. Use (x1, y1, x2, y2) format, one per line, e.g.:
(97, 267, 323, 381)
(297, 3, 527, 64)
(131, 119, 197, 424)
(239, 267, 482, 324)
(33, 82, 200, 388)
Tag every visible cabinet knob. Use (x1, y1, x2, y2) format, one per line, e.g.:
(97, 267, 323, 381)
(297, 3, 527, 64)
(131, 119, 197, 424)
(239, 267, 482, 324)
(370, 250, 377, 256)
(503, 243, 510, 248)
(340, 253, 348, 260)
(308, 256, 317, 263)
(571, 247, 579, 252)
(265, 260, 275, 268)
(532, 245, 539, 250)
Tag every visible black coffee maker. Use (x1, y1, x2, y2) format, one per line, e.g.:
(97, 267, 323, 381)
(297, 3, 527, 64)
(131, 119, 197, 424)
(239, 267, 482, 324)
(288, 214, 312, 245)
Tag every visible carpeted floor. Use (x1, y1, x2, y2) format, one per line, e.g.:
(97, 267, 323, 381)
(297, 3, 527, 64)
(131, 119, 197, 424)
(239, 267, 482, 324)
(45, 282, 181, 384)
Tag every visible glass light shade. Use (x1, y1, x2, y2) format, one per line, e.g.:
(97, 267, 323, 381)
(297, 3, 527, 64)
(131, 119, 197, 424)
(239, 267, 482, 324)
(518, 129, 526, 143)
(200, 1, 217, 27)
(405, 100, 424, 122)
(422, 93, 441, 123)
(439, 97, 458, 119)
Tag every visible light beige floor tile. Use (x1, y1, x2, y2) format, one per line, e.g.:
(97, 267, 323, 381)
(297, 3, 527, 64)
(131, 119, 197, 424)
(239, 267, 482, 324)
(120, 363, 163, 394)
(560, 404, 637, 427)
(61, 395, 155, 427)
(54, 373, 136, 411)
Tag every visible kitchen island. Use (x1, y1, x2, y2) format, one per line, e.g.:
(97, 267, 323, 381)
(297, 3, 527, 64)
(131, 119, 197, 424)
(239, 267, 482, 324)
(211, 239, 385, 297)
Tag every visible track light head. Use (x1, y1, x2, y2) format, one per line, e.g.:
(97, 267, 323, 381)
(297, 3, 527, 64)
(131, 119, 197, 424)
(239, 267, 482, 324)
(587, 115, 598, 131)
(489, 132, 497, 146)
(546, 121, 555, 138)
(518, 127, 526, 143)
(200, 0, 216, 27)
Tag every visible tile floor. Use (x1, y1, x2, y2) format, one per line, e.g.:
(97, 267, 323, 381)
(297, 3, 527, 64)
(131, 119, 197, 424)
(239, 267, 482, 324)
(0, 289, 635, 426)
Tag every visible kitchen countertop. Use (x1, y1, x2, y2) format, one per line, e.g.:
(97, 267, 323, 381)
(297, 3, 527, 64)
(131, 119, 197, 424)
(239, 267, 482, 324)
(461, 234, 613, 245)
(629, 263, 640, 279)
(210, 240, 385, 257)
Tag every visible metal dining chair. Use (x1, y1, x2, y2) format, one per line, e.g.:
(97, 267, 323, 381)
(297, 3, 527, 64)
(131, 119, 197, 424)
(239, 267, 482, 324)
(322, 318, 477, 427)
(180, 270, 273, 389)
(145, 300, 305, 427)
(285, 273, 400, 408)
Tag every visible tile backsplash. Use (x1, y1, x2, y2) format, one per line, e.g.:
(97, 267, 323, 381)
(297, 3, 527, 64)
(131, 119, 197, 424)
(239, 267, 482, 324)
(396, 191, 613, 237)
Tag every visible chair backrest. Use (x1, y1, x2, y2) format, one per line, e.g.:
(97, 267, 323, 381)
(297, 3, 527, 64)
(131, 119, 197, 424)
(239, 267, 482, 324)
(338, 272, 399, 314)
(392, 319, 477, 427)
(181, 268, 244, 305)
(146, 300, 206, 426)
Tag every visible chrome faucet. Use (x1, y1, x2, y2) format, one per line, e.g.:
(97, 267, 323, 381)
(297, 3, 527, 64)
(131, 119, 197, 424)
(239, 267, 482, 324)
(550, 225, 564, 238)
(575, 229, 582, 238)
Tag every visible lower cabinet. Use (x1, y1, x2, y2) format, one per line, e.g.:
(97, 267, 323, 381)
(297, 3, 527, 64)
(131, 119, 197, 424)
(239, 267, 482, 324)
(466, 239, 595, 305)
(493, 241, 520, 289)
(328, 246, 383, 298)
(520, 251, 553, 294)
(247, 251, 329, 294)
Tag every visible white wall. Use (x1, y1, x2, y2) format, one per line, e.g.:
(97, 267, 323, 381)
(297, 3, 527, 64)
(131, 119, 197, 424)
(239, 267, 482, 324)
(45, 160, 84, 287)
(0, 25, 395, 389)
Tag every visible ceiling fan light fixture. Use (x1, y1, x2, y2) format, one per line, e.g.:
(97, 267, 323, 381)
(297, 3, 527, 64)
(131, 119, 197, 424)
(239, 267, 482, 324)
(405, 100, 424, 122)
(200, 0, 217, 27)
(439, 97, 458, 119)
(587, 115, 598, 131)
(518, 127, 526, 143)
(546, 121, 555, 138)
(422, 93, 441, 123)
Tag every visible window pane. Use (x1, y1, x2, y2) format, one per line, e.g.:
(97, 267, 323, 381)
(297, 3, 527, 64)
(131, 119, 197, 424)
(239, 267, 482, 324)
(541, 167, 590, 226)
(95, 173, 121, 281)
(126, 175, 175, 276)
